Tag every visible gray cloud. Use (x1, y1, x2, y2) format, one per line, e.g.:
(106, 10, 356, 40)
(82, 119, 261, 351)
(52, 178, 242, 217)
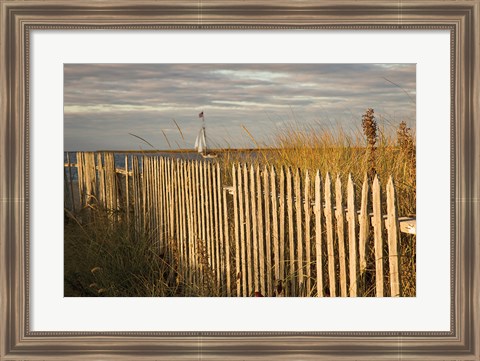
(64, 63, 415, 151)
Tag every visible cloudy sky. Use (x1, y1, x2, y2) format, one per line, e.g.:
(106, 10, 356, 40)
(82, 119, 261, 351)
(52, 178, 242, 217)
(64, 63, 415, 151)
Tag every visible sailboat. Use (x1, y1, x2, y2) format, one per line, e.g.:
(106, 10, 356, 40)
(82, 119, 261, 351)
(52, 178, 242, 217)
(195, 111, 217, 159)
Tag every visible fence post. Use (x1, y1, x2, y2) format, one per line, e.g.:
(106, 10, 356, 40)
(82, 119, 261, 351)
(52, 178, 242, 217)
(335, 175, 347, 297)
(304, 170, 312, 296)
(279, 167, 286, 292)
(238, 164, 247, 296)
(256, 165, 266, 296)
(270, 166, 280, 293)
(294, 169, 304, 295)
(358, 175, 369, 277)
(286, 167, 295, 296)
(263, 166, 272, 297)
(243, 164, 253, 295)
(250, 165, 259, 293)
(314, 171, 324, 297)
(215, 163, 224, 294)
(386, 176, 402, 297)
(324, 173, 336, 297)
(232, 164, 241, 296)
(372, 175, 384, 297)
(347, 174, 358, 297)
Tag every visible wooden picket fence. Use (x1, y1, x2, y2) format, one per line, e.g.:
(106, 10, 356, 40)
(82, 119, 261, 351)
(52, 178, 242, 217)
(65, 151, 412, 297)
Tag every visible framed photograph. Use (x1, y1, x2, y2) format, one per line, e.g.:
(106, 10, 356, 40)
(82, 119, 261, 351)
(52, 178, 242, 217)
(1, 1, 479, 359)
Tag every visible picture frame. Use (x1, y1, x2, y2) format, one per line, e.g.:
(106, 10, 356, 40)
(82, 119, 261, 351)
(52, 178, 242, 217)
(1, 0, 478, 359)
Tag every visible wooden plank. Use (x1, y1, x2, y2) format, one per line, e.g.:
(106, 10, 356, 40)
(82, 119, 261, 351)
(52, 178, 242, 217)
(215, 163, 224, 294)
(125, 155, 130, 229)
(324, 173, 336, 297)
(142, 156, 148, 230)
(314, 171, 324, 297)
(158, 158, 163, 244)
(223, 187, 232, 296)
(304, 170, 312, 296)
(256, 165, 266, 296)
(96, 153, 105, 208)
(66, 153, 76, 213)
(212, 163, 221, 289)
(250, 165, 259, 293)
(173, 159, 181, 264)
(85, 152, 97, 208)
(160, 158, 167, 246)
(278, 167, 286, 290)
(347, 174, 358, 297)
(205, 162, 212, 271)
(108, 153, 118, 214)
(232, 164, 241, 296)
(199, 161, 206, 267)
(63, 159, 69, 209)
(168, 158, 175, 255)
(263, 166, 272, 297)
(178, 160, 186, 277)
(243, 164, 253, 295)
(133, 156, 142, 237)
(180, 160, 189, 287)
(335, 175, 347, 297)
(399, 217, 416, 235)
(76, 152, 84, 208)
(286, 167, 295, 296)
(270, 166, 280, 290)
(386, 176, 401, 297)
(372, 175, 384, 297)
(192, 161, 201, 283)
(187, 161, 196, 286)
(237, 164, 247, 296)
(358, 175, 369, 275)
(294, 169, 304, 296)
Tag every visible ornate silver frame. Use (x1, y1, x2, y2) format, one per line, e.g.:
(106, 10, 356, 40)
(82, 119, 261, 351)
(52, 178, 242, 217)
(1, 1, 478, 359)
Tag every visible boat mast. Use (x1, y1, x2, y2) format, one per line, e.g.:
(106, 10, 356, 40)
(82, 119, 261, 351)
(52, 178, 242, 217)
(200, 111, 207, 155)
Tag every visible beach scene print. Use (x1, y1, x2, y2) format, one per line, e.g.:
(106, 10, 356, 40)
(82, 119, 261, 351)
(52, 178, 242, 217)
(64, 64, 416, 297)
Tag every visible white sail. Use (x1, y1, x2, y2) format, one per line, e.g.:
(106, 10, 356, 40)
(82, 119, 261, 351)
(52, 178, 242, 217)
(195, 128, 206, 154)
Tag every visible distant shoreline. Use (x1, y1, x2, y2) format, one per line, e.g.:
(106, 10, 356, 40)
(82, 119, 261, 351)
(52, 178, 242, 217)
(65, 148, 272, 154)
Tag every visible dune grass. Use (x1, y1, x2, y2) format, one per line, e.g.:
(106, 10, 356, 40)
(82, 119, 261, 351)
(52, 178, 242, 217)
(65, 109, 416, 297)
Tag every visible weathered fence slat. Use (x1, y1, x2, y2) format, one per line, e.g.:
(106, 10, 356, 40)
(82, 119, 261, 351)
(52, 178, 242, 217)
(304, 170, 312, 296)
(237, 164, 247, 296)
(386, 176, 401, 297)
(335, 175, 347, 297)
(96, 153, 105, 207)
(270, 167, 280, 291)
(324, 173, 336, 297)
(243, 164, 253, 295)
(314, 171, 323, 297)
(188, 160, 194, 285)
(179, 160, 187, 279)
(215, 164, 224, 294)
(66, 153, 76, 213)
(232, 165, 241, 296)
(256, 165, 266, 295)
(223, 186, 231, 296)
(372, 175, 384, 297)
(263, 166, 272, 297)
(279, 167, 286, 291)
(125, 155, 130, 229)
(250, 165, 259, 293)
(294, 169, 304, 295)
(358, 175, 369, 276)
(347, 174, 358, 297)
(286, 168, 295, 296)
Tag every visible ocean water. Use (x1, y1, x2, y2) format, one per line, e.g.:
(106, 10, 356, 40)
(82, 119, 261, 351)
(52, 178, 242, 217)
(64, 150, 257, 181)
